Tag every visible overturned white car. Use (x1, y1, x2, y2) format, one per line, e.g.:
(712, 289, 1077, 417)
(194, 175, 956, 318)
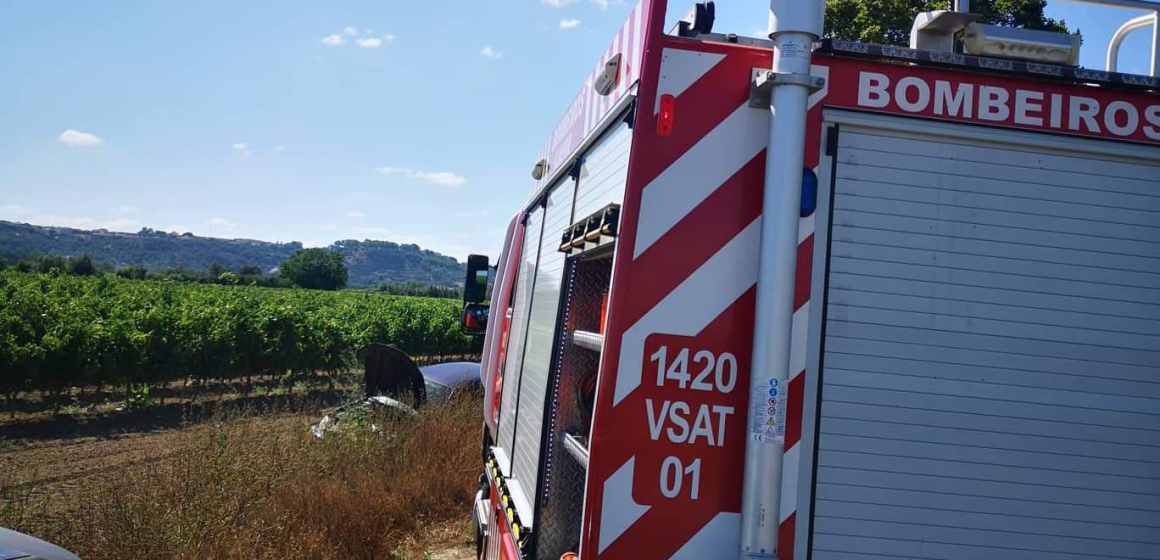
(310, 351, 480, 439)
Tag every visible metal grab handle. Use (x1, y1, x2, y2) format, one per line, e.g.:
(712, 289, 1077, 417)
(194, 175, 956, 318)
(1107, 13, 1157, 76)
(561, 432, 589, 470)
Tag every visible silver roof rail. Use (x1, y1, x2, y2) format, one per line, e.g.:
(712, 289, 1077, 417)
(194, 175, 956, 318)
(1077, 0, 1160, 76)
(1107, 12, 1157, 75)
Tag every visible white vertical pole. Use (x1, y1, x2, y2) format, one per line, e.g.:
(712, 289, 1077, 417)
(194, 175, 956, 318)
(1151, 12, 1159, 76)
(739, 1, 822, 559)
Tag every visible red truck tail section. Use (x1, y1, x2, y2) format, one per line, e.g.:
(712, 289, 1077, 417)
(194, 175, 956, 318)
(581, 28, 1160, 559)
(489, 2, 1160, 555)
(579, 13, 827, 557)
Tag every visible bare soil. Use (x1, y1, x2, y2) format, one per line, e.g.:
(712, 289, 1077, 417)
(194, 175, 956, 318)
(2, 413, 306, 521)
(1, 382, 346, 525)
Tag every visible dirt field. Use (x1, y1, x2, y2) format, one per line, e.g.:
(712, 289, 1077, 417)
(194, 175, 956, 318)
(1, 388, 479, 560)
(4, 413, 295, 521)
(1, 381, 342, 519)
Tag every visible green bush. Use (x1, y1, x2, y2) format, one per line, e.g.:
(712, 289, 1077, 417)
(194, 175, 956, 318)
(280, 249, 348, 291)
(67, 254, 98, 276)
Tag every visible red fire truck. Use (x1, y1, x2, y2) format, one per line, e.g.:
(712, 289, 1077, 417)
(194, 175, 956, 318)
(460, 0, 1160, 558)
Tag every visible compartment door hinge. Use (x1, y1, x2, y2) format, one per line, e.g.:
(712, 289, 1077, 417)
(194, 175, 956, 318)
(825, 125, 840, 156)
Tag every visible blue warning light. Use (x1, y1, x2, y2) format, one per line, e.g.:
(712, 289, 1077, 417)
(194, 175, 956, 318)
(800, 168, 818, 218)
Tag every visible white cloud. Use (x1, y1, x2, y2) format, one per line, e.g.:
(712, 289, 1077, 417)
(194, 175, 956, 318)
(346, 210, 366, 219)
(0, 206, 139, 232)
(591, 0, 609, 8)
(57, 129, 104, 147)
(376, 166, 467, 187)
(275, 146, 286, 151)
(0, 205, 36, 217)
(559, 19, 581, 30)
(414, 171, 467, 187)
(321, 223, 339, 231)
(111, 205, 141, 214)
(232, 142, 251, 155)
(479, 46, 503, 59)
(326, 28, 393, 48)
(205, 217, 238, 228)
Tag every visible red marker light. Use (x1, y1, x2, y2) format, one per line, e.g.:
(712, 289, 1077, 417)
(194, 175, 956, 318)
(657, 94, 675, 136)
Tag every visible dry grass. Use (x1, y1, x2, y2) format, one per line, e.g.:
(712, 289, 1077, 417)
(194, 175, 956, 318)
(1, 395, 482, 560)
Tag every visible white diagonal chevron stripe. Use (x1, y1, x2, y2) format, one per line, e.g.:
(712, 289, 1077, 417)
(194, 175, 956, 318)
(653, 48, 725, 114)
(615, 218, 762, 406)
(633, 102, 770, 259)
(632, 65, 825, 262)
(779, 443, 801, 523)
(788, 303, 810, 381)
(808, 64, 830, 109)
(598, 456, 651, 553)
(669, 512, 741, 559)
(798, 212, 815, 244)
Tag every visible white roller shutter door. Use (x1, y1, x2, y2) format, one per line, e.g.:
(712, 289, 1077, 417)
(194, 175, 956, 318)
(812, 112, 1160, 560)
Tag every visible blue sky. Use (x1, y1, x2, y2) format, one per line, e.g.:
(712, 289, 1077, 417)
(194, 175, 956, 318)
(1, 1, 1155, 262)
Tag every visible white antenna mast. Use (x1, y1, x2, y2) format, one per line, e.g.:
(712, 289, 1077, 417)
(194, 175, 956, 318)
(739, 0, 823, 558)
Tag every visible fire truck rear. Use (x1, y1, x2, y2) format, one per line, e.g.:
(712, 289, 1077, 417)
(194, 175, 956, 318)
(458, 1, 1160, 558)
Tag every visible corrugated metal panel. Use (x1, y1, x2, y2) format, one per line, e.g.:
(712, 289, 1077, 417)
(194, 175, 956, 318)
(496, 115, 628, 521)
(512, 180, 575, 508)
(813, 121, 1160, 560)
(496, 206, 543, 471)
(574, 121, 631, 221)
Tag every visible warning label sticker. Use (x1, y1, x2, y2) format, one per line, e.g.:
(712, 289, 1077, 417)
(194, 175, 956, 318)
(750, 377, 785, 445)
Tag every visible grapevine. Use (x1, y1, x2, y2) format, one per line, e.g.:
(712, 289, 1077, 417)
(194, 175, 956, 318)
(0, 271, 476, 404)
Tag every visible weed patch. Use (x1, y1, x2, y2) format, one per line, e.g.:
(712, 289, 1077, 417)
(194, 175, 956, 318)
(2, 395, 481, 560)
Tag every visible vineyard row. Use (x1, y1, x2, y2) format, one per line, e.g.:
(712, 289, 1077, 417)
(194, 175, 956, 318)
(0, 271, 477, 400)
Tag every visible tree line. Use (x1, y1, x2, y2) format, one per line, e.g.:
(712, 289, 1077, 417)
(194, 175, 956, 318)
(1, 250, 462, 299)
(824, 0, 1070, 46)
(0, 252, 289, 286)
(0, 221, 466, 287)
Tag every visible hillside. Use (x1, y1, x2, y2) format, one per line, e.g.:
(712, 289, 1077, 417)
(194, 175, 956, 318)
(0, 221, 464, 287)
(329, 238, 464, 287)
